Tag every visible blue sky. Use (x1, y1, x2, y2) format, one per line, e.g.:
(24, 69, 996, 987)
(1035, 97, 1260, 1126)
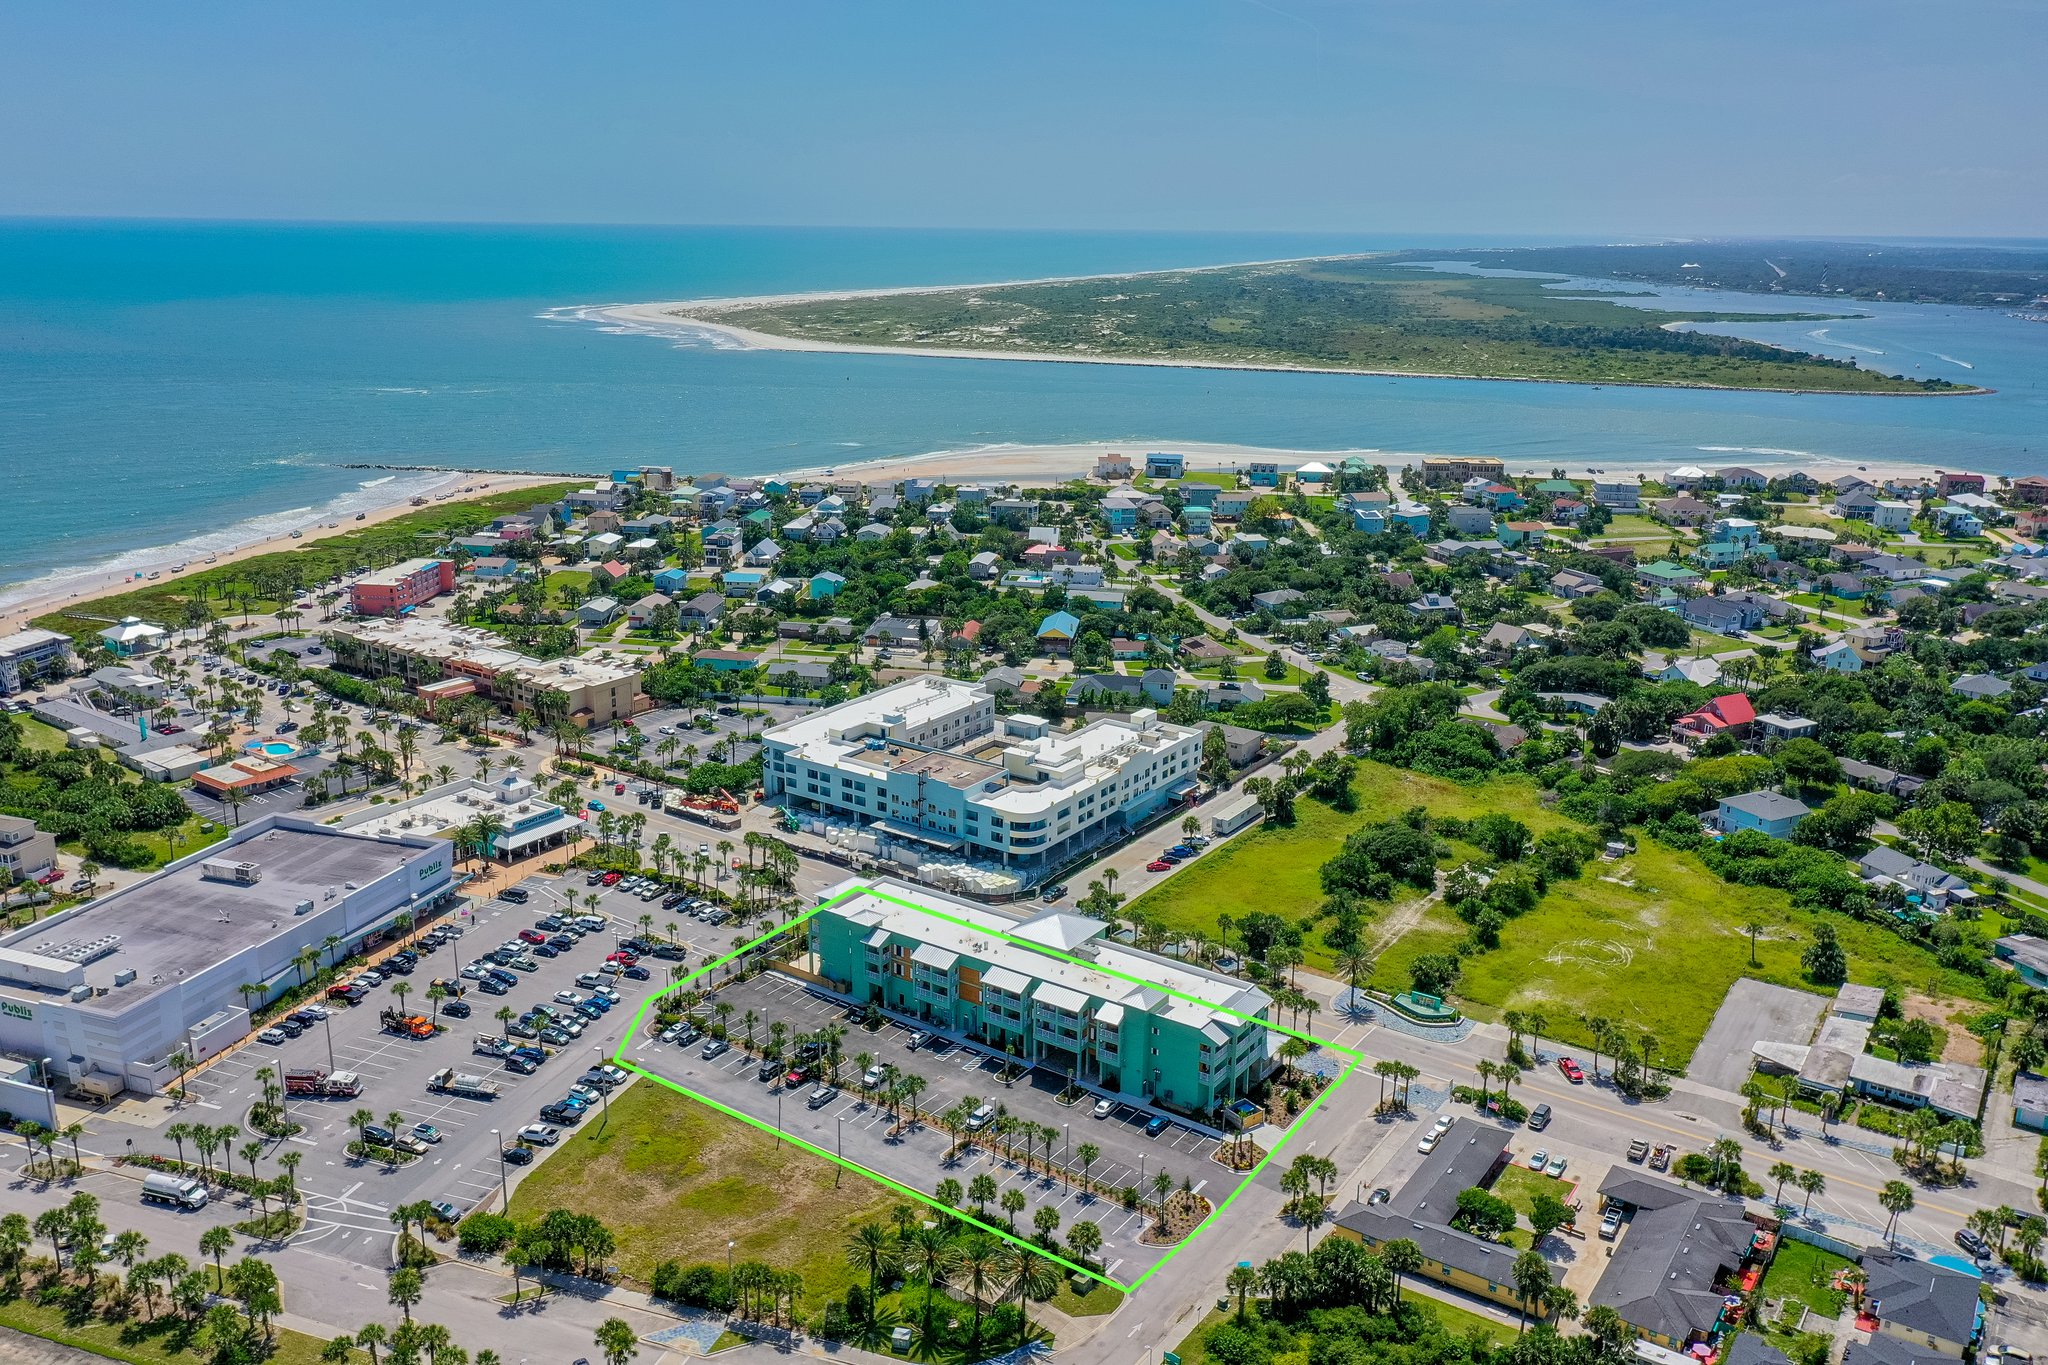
(4, 0, 2043, 235)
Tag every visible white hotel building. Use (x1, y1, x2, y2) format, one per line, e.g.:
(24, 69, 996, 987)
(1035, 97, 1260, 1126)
(761, 677, 1202, 868)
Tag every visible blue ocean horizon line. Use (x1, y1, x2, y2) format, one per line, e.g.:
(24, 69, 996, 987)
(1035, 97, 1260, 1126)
(1, 220, 2043, 594)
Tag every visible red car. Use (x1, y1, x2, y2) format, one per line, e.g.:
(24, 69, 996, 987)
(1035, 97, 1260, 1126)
(600, 871, 623, 886)
(518, 929, 547, 945)
(1558, 1058, 1585, 1084)
(606, 951, 638, 965)
(1146, 859, 1172, 872)
(614, 783, 626, 795)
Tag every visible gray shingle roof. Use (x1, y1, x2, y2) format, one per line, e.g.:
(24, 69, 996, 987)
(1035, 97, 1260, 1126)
(1591, 1173, 1753, 1343)
(1859, 1249, 1979, 1344)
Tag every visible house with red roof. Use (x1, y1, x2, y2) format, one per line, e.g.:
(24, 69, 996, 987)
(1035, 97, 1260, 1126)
(590, 559, 632, 585)
(1671, 692, 1757, 745)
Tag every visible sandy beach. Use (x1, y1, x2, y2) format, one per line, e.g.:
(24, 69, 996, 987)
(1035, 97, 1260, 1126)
(776, 437, 1966, 495)
(0, 471, 559, 637)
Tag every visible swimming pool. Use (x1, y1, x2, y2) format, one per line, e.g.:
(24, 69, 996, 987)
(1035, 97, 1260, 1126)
(244, 740, 299, 758)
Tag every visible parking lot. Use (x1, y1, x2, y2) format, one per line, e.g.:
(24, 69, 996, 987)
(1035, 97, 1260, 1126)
(167, 874, 709, 1266)
(630, 968, 1224, 1285)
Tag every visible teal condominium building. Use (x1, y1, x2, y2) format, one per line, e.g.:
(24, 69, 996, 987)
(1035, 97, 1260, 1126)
(808, 878, 1275, 1116)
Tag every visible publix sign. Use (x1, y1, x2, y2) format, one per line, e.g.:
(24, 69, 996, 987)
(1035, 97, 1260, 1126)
(415, 859, 445, 883)
(0, 1000, 32, 1021)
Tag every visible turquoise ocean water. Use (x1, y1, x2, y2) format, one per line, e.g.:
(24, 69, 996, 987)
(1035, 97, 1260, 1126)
(2, 220, 2045, 598)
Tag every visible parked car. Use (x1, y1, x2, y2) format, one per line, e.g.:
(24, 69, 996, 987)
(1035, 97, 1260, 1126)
(1146, 860, 1172, 872)
(1417, 1129, 1442, 1155)
(259, 1027, 288, 1045)
(1528, 1103, 1552, 1130)
(1598, 1207, 1622, 1240)
(1957, 1228, 1993, 1259)
(1558, 1057, 1585, 1084)
(1145, 1114, 1172, 1138)
(501, 1144, 534, 1165)
(1092, 1097, 1116, 1119)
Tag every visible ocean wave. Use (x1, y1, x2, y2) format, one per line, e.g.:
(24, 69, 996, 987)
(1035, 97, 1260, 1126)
(369, 387, 431, 396)
(539, 304, 748, 350)
(0, 470, 449, 613)
(1694, 445, 1827, 459)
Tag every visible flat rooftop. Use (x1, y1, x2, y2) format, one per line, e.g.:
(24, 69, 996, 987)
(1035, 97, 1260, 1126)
(827, 880, 1270, 1038)
(0, 823, 436, 1012)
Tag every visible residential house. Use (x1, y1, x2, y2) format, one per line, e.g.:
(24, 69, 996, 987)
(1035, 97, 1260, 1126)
(1951, 673, 2012, 700)
(1446, 505, 1494, 537)
(0, 814, 58, 882)
(1718, 466, 1769, 489)
(576, 596, 621, 627)
(764, 659, 832, 691)
(1672, 692, 1755, 744)
(1251, 588, 1306, 615)
(1550, 497, 1589, 523)
(1716, 789, 1811, 839)
(1593, 478, 1640, 510)
(1534, 692, 1607, 716)
(720, 568, 767, 597)
(1202, 679, 1267, 709)
(695, 648, 761, 673)
(1246, 461, 1280, 487)
(652, 567, 691, 595)
(2006, 475, 2048, 506)
(1071, 669, 1177, 708)
(1144, 452, 1185, 478)
(1636, 561, 1703, 591)
(1035, 611, 1080, 653)
(1652, 656, 1723, 687)
(901, 478, 941, 505)
(468, 556, 523, 582)
(1389, 504, 1433, 536)
(1873, 501, 1915, 532)
(855, 522, 893, 542)
(1653, 495, 1715, 528)
(1179, 504, 1213, 535)
(863, 615, 939, 649)
(1933, 506, 1983, 538)
(676, 592, 725, 628)
(1936, 471, 1985, 497)
(626, 593, 671, 627)
(1295, 461, 1332, 485)
(1857, 1250, 1980, 1358)
(809, 571, 847, 600)
(1497, 521, 1547, 547)
(1754, 713, 1818, 744)
(1178, 481, 1220, 507)
(0, 628, 75, 694)
(1477, 623, 1537, 659)
(1997, 935, 2048, 990)
(1835, 487, 1881, 520)
(1681, 595, 1767, 634)
(1838, 759, 1924, 799)
(1213, 490, 1256, 520)
(1408, 593, 1460, 620)
(1858, 846, 1972, 910)
(1549, 568, 1607, 599)
(1231, 532, 1270, 557)
(1814, 640, 1878, 673)
(990, 498, 1036, 527)
(1093, 452, 1134, 480)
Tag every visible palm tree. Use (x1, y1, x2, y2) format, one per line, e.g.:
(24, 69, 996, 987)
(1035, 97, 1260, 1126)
(956, 1232, 1004, 1355)
(1382, 1237, 1423, 1300)
(594, 1318, 638, 1365)
(1768, 1161, 1797, 1206)
(905, 1224, 959, 1342)
(843, 1224, 896, 1318)
(1511, 1249, 1553, 1334)
(1796, 1168, 1826, 1214)
(1001, 1244, 1059, 1348)
(1879, 1180, 1915, 1242)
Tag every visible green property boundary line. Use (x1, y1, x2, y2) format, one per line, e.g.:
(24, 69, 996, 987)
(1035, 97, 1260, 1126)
(610, 882, 1362, 1294)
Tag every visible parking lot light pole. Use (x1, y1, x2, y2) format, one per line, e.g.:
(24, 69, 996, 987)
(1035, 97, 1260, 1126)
(592, 1047, 611, 1125)
(491, 1129, 507, 1209)
(775, 1091, 783, 1146)
(837, 1112, 847, 1187)
(320, 1012, 336, 1073)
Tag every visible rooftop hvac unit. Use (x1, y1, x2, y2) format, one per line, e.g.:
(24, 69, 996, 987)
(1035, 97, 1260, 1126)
(30, 935, 123, 966)
(293, 899, 315, 916)
(113, 969, 137, 987)
(200, 858, 262, 885)
(68, 984, 91, 1002)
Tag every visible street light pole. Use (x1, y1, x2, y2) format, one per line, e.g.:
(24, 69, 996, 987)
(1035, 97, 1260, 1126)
(836, 1112, 846, 1187)
(727, 1240, 735, 1277)
(593, 1047, 611, 1126)
(490, 1129, 508, 1210)
(321, 1012, 336, 1073)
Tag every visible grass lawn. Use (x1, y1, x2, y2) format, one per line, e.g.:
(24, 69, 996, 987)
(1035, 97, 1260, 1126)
(1128, 761, 1994, 1067)
(1490, 1162, 1573, 1226)
(1402, 1287, 1513, 1344)
(0, 1288, 354, 1365)
(1688, 629, 1751, 654)
(1048, 1278, 1125, 1316)
(120, 816, 232, 871)
(507, 1079, 899, 1315)
(1759, 1239, 1852, 1338)
(1168, 1308, 1232, 1365)
(17, 716, 70, 754)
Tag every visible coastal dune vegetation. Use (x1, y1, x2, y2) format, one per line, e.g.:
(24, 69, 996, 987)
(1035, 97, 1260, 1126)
(690, 258, 1971, 393)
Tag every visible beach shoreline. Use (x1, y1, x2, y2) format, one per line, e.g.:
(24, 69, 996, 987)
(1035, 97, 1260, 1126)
(0, 470, 559, 637)
(589, 292, 1989, 398)
(0, 435, 1981, 641)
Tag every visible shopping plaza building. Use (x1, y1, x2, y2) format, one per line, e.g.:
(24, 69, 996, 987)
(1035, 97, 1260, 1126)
(0, 815, 455, 1100)
(762, 677, 1203, 869)
(807, 877, 1274, 1115)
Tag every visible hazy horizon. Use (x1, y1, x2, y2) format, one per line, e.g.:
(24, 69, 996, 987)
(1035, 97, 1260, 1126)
(4, 0, 2043, 237)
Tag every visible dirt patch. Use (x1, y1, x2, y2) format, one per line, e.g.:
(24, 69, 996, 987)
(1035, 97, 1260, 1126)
(1902, 992, 1985, 1067)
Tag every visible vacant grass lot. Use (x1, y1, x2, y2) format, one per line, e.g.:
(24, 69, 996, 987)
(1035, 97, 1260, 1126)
(1126, 762, 1993, 1066)
(508, 1078, 898, 1313)
(1758, 1238, 1852, 1345)
(0, 1291, 352, 1365)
